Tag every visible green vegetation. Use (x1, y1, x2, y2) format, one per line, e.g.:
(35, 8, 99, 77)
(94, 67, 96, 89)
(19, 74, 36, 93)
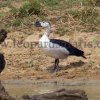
(0, 0, 11, 8)
(68, 7, 99, 24)
(19, 0, 41, 17)
(9, 0, 41, 27)
(0, 0, 100, 32)
(65, 0, 100, 6)
(93, 37, 100, 44)
(87, 60, 96, 68)
(0, 13, 5, 17)
(13, 18, 22, 27)
(42, 0, 61, 7)
(56, 27, 68, 36)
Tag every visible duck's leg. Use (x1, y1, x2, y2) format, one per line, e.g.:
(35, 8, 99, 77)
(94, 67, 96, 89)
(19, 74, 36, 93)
(54, 59, 59, 71)
(49, 59, 59, 73)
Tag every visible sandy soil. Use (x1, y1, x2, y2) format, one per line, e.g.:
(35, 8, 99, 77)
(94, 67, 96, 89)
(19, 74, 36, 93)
(0, 30, 100, 80)
(0, 0, 100, 81)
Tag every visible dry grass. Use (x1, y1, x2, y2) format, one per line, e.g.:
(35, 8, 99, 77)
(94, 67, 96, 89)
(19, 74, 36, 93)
(0, 0, 100, 80)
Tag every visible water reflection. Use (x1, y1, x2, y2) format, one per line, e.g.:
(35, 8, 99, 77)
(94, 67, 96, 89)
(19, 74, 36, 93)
(1, 80, 100, 100)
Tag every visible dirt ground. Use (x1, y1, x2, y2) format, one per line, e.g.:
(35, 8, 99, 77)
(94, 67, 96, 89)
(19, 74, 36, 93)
(0, 0, 100, 81)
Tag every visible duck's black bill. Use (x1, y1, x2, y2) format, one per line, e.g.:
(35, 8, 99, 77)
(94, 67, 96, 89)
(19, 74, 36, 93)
(34, 21, 42, 27)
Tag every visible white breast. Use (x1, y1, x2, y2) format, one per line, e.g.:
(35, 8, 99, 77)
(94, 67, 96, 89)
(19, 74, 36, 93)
(39, 35, 70, 59)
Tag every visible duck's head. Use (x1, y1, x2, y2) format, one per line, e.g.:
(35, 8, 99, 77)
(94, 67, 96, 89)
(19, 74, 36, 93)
(34, 21, 50, 28)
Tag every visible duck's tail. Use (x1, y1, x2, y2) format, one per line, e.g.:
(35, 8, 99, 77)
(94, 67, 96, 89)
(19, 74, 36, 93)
(70, 47, 86, 59)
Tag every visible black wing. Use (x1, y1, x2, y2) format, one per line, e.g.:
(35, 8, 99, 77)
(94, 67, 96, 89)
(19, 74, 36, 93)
(50, 39, 86, 58)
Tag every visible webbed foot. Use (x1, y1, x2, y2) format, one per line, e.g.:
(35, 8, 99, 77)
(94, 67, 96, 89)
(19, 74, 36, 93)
(48, 65, 59, 73)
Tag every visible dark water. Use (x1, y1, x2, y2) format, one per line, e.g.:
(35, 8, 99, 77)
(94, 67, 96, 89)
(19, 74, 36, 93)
(2, 80, 100, 100)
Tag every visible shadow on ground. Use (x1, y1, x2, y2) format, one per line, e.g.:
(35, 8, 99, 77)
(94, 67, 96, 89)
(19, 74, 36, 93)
(48, 60, 85, 72)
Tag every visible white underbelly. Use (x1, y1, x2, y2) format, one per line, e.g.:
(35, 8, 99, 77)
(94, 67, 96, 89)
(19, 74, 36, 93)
(39, 42, 70, 59)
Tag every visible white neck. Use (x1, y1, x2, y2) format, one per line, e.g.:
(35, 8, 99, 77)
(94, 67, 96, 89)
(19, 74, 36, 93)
(44, 25, 51, 37)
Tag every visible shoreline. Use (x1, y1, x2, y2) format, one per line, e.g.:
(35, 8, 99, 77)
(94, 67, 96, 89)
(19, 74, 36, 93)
(1, 77, 100, 86)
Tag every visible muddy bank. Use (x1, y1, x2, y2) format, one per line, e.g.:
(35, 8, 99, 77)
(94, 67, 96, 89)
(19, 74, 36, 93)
(0, 80, 88, 100)
(2, 77, 100, 86)
(0, 81, 15, 100)
(2, 78, 100, 100)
